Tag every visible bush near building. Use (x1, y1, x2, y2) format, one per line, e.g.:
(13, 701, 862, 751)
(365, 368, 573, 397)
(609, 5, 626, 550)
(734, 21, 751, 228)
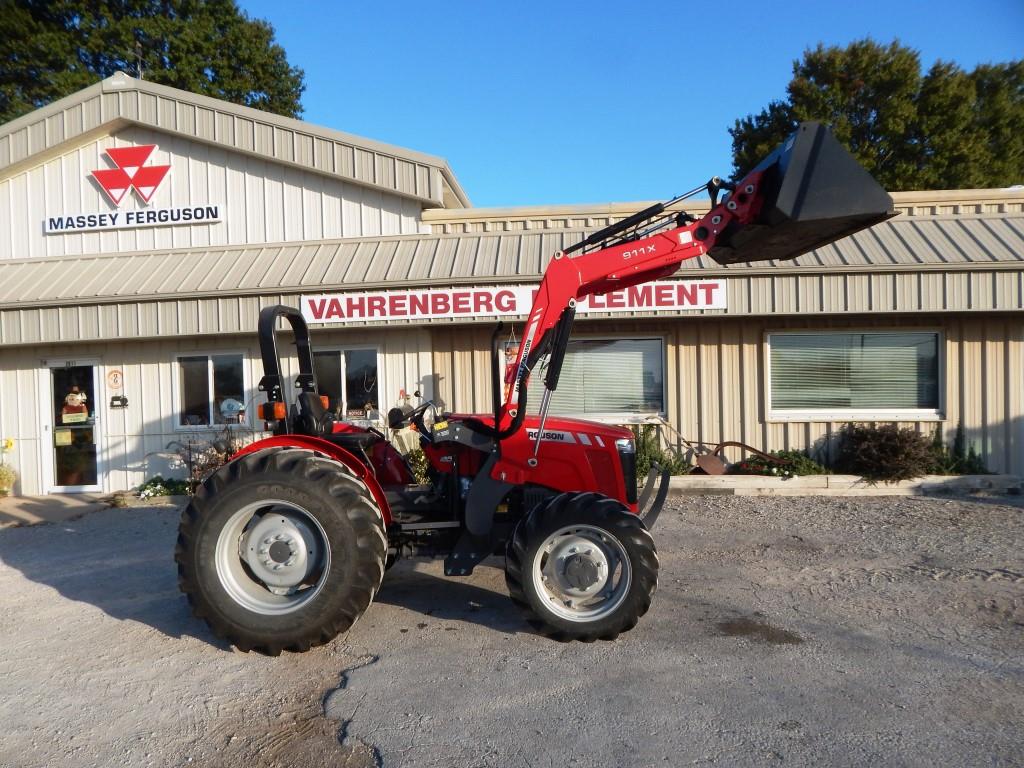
(833, 422, 990, 483)
(137, 475, 190, 499)
(405, 448, 431, 484)
(929, 423, 989, 475)
(732, 449, 830, 478)
(632, 425, 691, 478)
(836, 423, 935, 483)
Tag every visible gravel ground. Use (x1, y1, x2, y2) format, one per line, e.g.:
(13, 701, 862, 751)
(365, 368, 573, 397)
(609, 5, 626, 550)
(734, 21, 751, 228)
(0, 493, 1021, 767)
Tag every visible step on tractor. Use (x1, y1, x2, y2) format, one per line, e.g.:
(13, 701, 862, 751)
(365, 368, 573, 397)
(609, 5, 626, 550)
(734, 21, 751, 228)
(176, 123, 895, 654)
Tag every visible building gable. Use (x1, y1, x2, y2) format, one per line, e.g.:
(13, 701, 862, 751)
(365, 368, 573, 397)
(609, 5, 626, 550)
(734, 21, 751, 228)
(0, 72, 469, 209)
(0, 125, 429, 260)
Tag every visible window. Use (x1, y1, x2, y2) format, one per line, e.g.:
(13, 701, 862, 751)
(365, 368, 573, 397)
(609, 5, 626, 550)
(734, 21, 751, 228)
(178, 354, 246, 427)
(768, 331, 940, 416)
(313, 349, 380, 419)
(532, 338, 664, 420)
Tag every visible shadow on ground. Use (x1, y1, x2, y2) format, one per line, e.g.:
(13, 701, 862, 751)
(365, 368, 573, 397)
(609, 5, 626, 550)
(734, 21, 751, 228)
(0, 504, 534, 650)
(0, 494, 107, 528)
(0, 505, 230, 650)
(373, 558, 529, 636)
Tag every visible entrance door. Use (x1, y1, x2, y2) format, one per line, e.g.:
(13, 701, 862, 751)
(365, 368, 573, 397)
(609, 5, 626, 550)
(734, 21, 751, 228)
(42, 361, 102, 492)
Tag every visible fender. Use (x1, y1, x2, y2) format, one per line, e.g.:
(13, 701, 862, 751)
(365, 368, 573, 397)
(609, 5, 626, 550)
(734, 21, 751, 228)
(232, 435, 393, 525)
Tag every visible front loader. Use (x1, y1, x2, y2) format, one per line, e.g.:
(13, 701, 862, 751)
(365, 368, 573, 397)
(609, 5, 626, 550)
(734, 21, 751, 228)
(175, 123, 896, 654)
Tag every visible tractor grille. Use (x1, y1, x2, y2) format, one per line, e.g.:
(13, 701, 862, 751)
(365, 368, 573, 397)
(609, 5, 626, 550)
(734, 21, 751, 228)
(617, 441, 638, 504)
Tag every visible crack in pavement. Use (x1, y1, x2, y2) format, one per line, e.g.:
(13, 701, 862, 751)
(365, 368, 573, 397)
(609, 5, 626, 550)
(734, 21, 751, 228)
(322, 653, 384, 767)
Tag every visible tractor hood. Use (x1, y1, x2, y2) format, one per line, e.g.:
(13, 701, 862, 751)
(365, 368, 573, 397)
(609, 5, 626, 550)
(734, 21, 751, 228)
(448, 414, 633, 444)
(708, 121, 897, 266)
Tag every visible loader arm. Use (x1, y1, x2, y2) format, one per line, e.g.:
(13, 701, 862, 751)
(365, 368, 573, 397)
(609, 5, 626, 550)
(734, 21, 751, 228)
(502, 167, 767, 419)
(494, 121, 897, 451)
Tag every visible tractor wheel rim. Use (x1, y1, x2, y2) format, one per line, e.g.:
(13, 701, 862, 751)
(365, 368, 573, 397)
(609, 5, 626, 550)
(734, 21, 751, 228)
(531, 524, 632, 623)
(215, 500, 331, 616)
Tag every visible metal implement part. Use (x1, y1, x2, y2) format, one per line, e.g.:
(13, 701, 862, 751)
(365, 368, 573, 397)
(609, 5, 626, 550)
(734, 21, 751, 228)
(215, 500, 330, 615)
(531, 524, 632, 622)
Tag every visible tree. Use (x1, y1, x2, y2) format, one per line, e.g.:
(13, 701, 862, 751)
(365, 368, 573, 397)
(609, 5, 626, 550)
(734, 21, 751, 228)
(0, 0, 305, 125)
(729, 39, 1024, 190)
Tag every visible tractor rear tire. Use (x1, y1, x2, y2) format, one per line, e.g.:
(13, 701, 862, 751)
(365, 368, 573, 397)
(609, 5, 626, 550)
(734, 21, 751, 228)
(175, 447, 386, 655)
(505, 491, 658, 641)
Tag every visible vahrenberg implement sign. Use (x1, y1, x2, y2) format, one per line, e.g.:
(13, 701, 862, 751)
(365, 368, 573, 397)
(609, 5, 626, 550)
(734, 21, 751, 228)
(302, 280, 726, 324)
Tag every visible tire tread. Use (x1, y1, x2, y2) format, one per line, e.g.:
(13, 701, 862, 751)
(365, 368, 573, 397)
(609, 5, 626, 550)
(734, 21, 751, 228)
(505, 491, 658, 642)
(175, 448, 386, 655)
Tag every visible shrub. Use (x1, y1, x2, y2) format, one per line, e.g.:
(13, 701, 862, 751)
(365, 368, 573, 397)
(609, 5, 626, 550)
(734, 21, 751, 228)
(836, 423, 933, 483)
(405, 448, 431, 484)
(165, 427, 253, 491)
(632, 424, 690, 477)
(928, 423, 989, 475)
(731, 449, 829, 478)
(0, 464, 16, 493)
(138, 475, 190, 499)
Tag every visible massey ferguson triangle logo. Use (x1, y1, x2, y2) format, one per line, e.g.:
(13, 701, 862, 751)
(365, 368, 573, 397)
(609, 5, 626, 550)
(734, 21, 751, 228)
(91, 144, 170, 205)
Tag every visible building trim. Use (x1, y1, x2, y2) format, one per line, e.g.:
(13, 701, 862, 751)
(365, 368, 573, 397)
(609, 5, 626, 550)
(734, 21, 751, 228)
(422, 188, 1024, 231)
(0, 72, 471, 208)
(1, 262, 1023, 313)
(1, 212, 1022, 312)
(1, 285, 1020, 348)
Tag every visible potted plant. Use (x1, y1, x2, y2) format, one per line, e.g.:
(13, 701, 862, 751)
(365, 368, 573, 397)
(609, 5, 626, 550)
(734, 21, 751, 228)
(0, 438, 16, 496)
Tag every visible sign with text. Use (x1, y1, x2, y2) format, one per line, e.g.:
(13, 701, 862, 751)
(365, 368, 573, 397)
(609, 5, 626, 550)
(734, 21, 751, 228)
(43, 143, 222, 235)
(301, 280, 726, 324)
(45, 205, 221, 234)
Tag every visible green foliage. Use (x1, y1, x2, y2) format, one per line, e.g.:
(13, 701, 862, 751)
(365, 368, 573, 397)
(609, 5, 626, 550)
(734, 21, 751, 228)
(729, 39, 1024, 190)
(0, 464, 16, 490)
(138, 474, 189, 498)
(928, 423, 989, 475)
(732, 449, 829, 478)
(836, 423, 934, 483)
(632, 425, 690, 478)
(405, 448, 430, 484)
(0, 0, 305, 124)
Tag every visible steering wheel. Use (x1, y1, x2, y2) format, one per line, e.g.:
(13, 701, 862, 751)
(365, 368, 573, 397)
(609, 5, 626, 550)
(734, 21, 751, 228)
(387, 400, 434, 429)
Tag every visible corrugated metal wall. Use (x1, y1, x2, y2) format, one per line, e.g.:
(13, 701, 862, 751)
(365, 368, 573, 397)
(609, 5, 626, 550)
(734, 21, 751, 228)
(3, 268, 1020, 347)
(0, 125, 425, 261)
(0, 326, 431, 495)
(431, 314, 1024, 475)
(2, 312, 1018, 494)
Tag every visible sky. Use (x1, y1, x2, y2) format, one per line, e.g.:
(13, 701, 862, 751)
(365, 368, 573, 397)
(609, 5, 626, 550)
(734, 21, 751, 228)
(239, 0, 1023, 209)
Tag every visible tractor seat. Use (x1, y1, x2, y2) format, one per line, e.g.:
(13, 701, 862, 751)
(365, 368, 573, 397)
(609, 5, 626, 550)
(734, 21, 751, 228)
(295, 391, 335, 437)
(295, 391, 380, 452)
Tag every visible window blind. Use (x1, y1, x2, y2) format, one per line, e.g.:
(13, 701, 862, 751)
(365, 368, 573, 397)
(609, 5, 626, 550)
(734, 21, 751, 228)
(770, 332, 939, 411)
(531, 338, 664, 417)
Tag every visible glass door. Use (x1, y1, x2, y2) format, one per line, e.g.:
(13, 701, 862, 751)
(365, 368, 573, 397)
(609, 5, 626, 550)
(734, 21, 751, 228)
(47, 363, 101, 491)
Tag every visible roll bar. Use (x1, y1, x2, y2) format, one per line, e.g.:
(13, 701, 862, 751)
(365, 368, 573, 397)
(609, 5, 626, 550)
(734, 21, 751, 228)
(257, 305, 318, 407)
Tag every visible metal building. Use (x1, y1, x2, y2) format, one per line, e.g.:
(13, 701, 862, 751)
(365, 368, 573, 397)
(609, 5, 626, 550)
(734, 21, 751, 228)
(0, 73, 1021, 495)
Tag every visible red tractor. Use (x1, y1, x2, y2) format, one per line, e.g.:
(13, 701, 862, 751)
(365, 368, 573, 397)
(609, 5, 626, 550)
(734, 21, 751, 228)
(176, 123, 894, 654)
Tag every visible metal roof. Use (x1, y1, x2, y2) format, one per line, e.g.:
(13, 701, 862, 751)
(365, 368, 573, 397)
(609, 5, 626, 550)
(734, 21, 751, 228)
(0, 213, 1021, 309)
(0, 72, 470, 208)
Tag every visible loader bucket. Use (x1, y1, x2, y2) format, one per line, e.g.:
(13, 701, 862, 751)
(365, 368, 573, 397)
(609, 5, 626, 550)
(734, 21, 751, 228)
(708, 122, 896, 266)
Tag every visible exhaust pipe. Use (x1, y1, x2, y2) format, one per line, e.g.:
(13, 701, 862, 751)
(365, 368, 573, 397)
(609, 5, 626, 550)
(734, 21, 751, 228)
(708, 122, 897, 266)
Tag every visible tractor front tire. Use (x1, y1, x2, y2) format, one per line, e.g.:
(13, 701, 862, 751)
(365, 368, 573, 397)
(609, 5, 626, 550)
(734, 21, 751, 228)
(505, 492, 658, 641)
(176, 448, 386, 655)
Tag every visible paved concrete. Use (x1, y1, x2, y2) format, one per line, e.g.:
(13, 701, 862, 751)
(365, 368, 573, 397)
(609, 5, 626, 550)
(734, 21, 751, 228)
(0, 495, 1021, 767)
(667, 473, 1024, 497)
